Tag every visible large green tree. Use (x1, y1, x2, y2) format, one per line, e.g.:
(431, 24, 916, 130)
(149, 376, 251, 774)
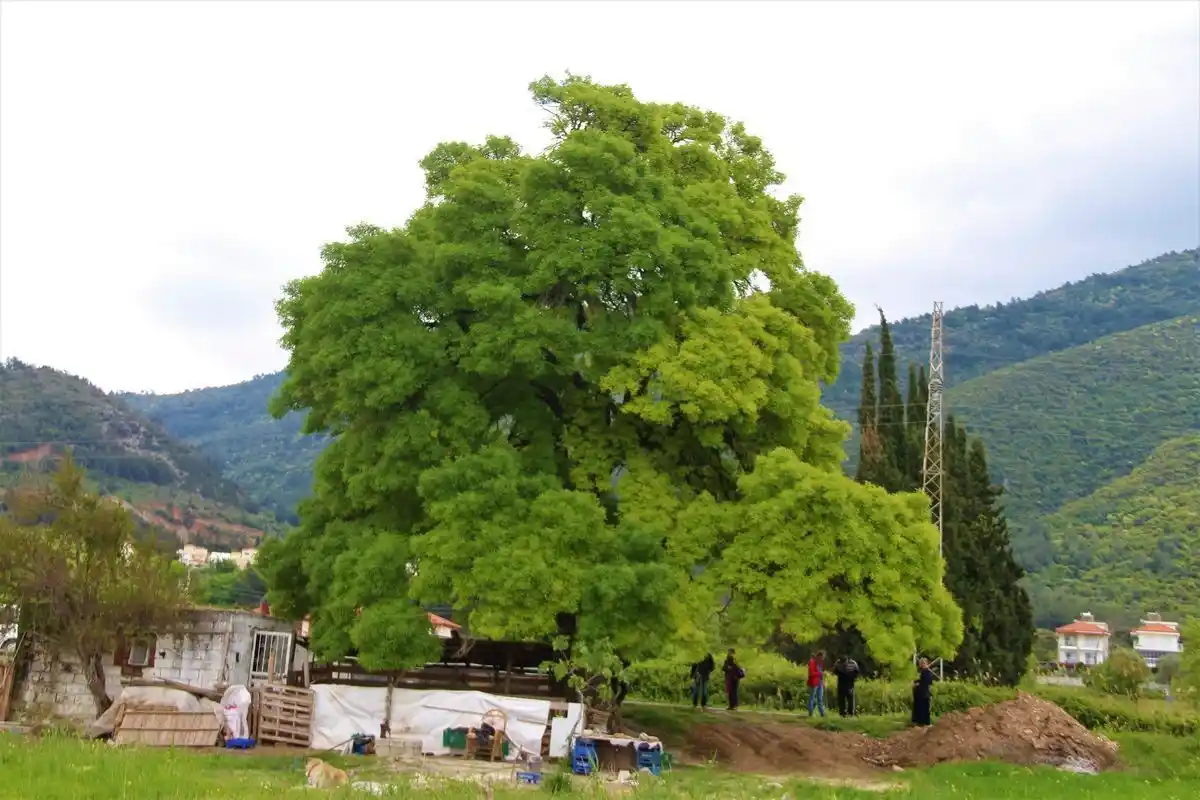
(259, 76, 962, 674)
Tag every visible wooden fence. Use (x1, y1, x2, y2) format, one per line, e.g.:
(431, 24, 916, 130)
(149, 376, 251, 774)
(0, 660, 14, 722)
(295, 662, 561, 699)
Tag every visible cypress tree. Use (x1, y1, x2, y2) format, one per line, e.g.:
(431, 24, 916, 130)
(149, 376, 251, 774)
(856, 343, 883, 484)
(957, 438, 1034, 684)
(873, 311, 909, 492)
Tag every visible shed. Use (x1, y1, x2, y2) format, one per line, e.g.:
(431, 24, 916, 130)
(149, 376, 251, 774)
(13, 608, 309, 722)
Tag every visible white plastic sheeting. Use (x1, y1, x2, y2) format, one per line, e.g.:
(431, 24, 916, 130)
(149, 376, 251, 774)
(310, 685, 579, 761)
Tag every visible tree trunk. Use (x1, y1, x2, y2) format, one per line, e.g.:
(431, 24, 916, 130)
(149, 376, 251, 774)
(80, 650, 112, 716)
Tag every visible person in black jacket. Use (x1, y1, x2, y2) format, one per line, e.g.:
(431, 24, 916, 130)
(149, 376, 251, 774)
(912, 658, 937, 726)
(833, 656, 860, 716)
(690, 653, 715, 709)
(723, 649, 744, 711)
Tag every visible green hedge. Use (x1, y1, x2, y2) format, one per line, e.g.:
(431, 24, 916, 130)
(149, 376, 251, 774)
(624, 656, 1199, 735)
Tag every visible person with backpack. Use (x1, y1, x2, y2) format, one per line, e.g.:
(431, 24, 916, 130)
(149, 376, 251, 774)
(723, 649, 744, 711)
(807, 650, 827, 717)
(689, 653, 715, 709)
(833, 656, 860, 716)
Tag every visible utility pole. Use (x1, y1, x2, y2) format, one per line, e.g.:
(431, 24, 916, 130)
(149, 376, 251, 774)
(922, 301, 945, 556)
(922, 301, 946, 681)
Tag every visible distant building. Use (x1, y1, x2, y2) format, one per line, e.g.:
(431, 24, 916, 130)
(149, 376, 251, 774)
(428, 612, 462, 640)
(178, 546, 257, 569)
(1056, 612, 1111, 666)
(1131, 613, 1183, 668)
(231, 547, 258, 570)
(178, 544, 209, 566)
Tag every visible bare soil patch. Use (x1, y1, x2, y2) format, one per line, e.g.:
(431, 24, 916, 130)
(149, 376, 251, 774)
(684, 694, 1118, 778)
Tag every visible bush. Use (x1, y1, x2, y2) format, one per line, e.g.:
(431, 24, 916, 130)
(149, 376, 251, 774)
(624, 656, 1200, 735)
(1084, 647, 1152, 698)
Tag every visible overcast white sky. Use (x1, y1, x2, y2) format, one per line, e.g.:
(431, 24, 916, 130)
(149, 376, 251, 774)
(1, 0, 1197, 395)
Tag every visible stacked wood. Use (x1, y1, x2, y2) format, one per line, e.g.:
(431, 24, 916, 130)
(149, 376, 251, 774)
(252, 684, 314, 747)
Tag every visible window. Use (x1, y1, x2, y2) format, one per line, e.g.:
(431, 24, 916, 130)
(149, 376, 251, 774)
(1064, 636, 1076, 647)
(126, 637, 155, 667)
(249, 630, 293, 685)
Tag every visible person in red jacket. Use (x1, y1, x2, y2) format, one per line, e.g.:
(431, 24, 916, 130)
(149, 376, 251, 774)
(807, 650, 826, 717)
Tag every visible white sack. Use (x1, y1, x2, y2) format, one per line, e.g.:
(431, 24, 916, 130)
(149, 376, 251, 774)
(220, 685, 252, 739)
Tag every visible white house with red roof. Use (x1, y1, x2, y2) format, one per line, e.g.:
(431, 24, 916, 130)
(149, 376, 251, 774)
(1131, 613, 1182, 668)
(1056, 612, 1111, 666)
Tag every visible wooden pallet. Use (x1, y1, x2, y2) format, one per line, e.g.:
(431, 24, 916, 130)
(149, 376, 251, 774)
(252, 684, 314, 747)
(114, 710, 222, 747)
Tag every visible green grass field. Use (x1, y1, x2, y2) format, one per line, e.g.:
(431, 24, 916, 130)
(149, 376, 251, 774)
(3, 723, 1199, 799)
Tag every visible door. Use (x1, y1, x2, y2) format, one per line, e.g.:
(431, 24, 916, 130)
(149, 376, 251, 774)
(249, 631, 294, 686)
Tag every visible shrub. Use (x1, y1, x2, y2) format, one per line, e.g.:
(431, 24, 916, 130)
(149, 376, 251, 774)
(1156, 654, 1182, 688)
(624, 657, 1200, 735)
(1084, 647, 1152, 698)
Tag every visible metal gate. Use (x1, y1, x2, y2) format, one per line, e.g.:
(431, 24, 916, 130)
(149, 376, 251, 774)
(249, 631, 293, 686)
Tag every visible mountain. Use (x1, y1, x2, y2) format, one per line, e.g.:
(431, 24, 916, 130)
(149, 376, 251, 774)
(1026, 434, 1200, 629)
(945, 314, 1200, 565)
(0, 359, 284, 549)
(124, 373, 323, 524)
(824, 249, 1200, 422)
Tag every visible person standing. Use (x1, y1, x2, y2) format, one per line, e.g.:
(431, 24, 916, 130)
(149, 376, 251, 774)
(912, 658, 937, 726)
(690, 653, 715, 709)
(807, 650, 827, 717)
(723, 649, 744, 711)
(833, 656, 860, 716)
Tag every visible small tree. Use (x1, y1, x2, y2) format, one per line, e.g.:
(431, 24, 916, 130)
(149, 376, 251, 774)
(0, 454, 190, 715)
(1175, 619, 1200, 707)
(1155, 653, 1181, 689)
(1084, 647, 1151, 698)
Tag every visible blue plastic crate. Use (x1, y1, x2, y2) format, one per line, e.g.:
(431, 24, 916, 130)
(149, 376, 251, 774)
(224, 737, 256, 750)
(516, 771, 542, 785)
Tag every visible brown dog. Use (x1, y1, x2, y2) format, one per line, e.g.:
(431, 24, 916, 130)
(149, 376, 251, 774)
(305, 757, 350, 789)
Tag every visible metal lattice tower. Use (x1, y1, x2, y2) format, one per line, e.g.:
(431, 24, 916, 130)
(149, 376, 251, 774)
(922, 301, 945, 556)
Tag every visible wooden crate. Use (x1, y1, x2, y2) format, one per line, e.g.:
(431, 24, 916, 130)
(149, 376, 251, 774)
(253, 684, 314, 747)
(114, 710, 222, 747)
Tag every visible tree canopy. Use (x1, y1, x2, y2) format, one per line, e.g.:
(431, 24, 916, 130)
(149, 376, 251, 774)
(259, 75, 962, 673)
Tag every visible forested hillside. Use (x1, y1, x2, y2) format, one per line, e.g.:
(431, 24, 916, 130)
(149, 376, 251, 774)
(0, 359, 283, 548)
(124, 373, 322, 524)
(824, 249, 1200, 421)
(1026, 434, 1200, 629)
(943, 315, 1200, 569)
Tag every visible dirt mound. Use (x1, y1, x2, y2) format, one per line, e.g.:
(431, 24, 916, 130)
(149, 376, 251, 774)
(682, 694, 1119, 777)
(688, 722, 877, 779)
(865, 693, 1119, 773)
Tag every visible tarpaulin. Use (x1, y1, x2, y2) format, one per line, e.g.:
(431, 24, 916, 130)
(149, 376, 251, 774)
(310, 685, 580, 761)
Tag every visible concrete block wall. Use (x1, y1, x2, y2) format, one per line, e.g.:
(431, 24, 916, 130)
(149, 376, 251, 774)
(19, 653, 124, 722)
